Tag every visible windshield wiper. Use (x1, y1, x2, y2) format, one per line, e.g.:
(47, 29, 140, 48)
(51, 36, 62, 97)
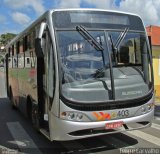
(76, 25, 104, 51)
(109, 27, 129, 63)
(109, 34, 117, 63)
(115, 27, 129, 49)
(93, 68, 105, 78)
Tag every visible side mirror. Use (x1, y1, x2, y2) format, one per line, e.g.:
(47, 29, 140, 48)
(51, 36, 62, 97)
(35, 38, 44, 57)
(35, 22, 47, 57)
(38, 22, 47, 39)
(35, 22, 47, 75)
(148, 36, 152, 55)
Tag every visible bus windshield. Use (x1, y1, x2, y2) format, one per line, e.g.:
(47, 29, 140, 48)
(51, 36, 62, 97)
(55, 11, 152, 103)
(56, 29, 152, 102)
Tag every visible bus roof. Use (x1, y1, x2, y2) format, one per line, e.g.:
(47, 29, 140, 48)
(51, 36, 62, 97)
(5, 8, 142, 48)
(51, 8, 141, 18)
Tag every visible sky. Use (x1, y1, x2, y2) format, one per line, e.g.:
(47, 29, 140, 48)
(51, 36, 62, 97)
(0, 0, 160, 34)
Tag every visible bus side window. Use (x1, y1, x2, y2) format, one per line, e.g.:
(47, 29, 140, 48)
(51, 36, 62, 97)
(26, 58, 30, 64)
(12, 44, 17, 68)
(13, 57, 17, 68)
(47, 34, 55, 108)
(8, 47, 12, 68)
(48, 45, 54, 98)
(30, 51, 36, 68)
(24, 57, 31, 68)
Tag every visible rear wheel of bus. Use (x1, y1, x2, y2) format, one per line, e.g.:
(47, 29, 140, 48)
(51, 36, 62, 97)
(9, 87, 17, 110)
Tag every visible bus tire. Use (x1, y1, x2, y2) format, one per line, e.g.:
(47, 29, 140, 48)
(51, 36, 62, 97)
(27, 97, 39, 131)
(32, 102, 40, 131)
(9, 87, 17, 110)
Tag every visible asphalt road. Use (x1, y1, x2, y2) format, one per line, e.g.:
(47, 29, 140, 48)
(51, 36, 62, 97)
(0, 69, 160, 154)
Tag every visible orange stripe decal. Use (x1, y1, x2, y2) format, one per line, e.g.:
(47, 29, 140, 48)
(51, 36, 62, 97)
(92, 112, 111, 121)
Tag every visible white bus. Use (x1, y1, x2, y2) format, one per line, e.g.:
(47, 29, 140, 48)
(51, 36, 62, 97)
(5, 9, 154, 141)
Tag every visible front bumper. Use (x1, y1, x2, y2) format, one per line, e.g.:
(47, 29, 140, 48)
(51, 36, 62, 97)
(49, 109, 154, 141)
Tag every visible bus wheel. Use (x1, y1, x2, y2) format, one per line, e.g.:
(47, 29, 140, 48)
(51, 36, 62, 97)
(31, 102, 40, 131)
(9, 87, 17, 109)
(27, 98, 39, 131)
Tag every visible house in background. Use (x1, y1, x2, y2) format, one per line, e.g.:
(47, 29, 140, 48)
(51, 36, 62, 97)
(146, 25, 160, 102)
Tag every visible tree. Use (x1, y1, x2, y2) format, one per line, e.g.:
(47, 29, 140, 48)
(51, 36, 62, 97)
(0, 33, 17, 46)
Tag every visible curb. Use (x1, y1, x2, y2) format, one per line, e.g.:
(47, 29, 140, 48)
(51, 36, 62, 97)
(0, 145, 20, 154)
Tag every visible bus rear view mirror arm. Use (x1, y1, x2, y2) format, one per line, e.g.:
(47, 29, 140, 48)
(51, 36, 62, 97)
(38, 22, 47, 39)
(35, 38, 43, 58)
(35, 22, 47, 58)
(35, 22, 47, 75)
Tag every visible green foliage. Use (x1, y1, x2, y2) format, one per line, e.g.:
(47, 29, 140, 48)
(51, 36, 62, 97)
(0, 33, 17, 46)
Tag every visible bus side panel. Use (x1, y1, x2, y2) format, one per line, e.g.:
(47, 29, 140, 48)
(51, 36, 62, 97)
(5, 54, 9, 97)
(17, 50, 38, 117)
(8, 56, 19, 106)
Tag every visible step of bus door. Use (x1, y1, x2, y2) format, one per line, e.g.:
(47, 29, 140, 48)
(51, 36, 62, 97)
(39, 128, 50, 140)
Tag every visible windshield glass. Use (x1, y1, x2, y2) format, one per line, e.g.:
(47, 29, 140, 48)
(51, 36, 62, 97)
(58, 30, 109, 81)
(109, 32, 142, 66)
(56, 30, 152, 102)
(108, 31, 152, 99)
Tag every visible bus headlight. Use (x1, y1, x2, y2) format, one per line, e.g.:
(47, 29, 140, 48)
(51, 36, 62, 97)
(147, 105, 151, 111)
(68, 113, 75, 120)
(76, 113, 83, 121)
(140, 103, 154, 113)
(60, 112, 89, 122)
(136, 103, 154, 116)
(141, 106, 146, 113)
(147, 103, 154, 111)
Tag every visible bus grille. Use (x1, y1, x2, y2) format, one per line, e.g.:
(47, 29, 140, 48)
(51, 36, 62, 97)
(62, 92, 153, 111)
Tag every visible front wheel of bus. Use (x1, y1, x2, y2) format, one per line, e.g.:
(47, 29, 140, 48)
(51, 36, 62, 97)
(27, 98, 39, 131)
(31, 102, 40, 131)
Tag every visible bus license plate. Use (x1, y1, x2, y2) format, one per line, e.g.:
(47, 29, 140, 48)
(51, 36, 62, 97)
(105, 121, 124, 129)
